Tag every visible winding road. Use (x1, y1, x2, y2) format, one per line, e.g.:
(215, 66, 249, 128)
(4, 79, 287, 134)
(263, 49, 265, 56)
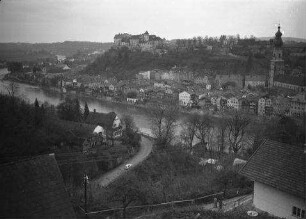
(90, 135, 153, 189)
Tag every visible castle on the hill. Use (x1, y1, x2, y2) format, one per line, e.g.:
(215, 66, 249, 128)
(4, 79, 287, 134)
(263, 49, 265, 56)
(113, 31, 164, 51)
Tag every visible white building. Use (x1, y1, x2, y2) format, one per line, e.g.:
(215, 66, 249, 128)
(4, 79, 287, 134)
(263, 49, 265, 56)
(258, 97, 272, 116)
(154, 82, 171, 89)
(227, 97, 239, 110)
(127, 97, 138, 104)
(179, 91, 191, 106)
(138, 71, 151, 80)
(240, 140, 305, 219)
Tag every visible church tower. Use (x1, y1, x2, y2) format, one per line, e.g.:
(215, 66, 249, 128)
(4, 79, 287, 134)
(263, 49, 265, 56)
(268, 25, 285, 88)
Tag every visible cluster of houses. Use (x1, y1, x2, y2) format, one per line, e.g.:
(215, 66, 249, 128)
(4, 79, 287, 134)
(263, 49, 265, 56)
(178, 90, 306, 117)
(82, 111, 123, 153)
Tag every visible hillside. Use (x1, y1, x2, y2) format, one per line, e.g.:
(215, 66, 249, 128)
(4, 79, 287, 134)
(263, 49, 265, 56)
(0, 41, 113, 62)
(83, 46, 269, 80)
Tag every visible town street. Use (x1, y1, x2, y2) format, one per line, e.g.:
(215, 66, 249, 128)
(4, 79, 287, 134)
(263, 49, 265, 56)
(90, 135, 153, 189)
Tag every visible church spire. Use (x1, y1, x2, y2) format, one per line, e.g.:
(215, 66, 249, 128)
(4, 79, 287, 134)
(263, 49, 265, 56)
(274, 25, 283, 47)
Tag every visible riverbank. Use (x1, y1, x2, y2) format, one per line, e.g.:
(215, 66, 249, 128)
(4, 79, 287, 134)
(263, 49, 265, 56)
(2, 76, 203, 117)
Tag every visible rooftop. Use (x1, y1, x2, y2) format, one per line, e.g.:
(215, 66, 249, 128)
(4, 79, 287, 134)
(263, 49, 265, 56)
(85, 111, 118, 130)
(240, 139, 305, 199)
(0, 154, 76, 218)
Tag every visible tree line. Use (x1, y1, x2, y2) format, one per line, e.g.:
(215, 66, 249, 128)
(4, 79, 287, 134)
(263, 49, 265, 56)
(149, 102, 305, 157)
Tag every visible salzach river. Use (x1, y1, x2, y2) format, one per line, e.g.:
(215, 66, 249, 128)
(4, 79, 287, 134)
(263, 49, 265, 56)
(0, 69, 186, 134)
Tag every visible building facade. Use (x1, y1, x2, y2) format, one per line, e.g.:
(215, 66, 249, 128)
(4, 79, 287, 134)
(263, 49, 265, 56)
(179, 91, 191, 106)
(290, 94, 306, 117)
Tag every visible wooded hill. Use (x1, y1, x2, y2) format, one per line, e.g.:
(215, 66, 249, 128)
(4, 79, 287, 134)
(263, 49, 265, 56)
(83, 46, 270, 80)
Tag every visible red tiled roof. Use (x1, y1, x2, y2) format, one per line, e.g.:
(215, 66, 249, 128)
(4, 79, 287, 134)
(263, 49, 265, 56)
(0, 154, 76, 218)
(240, 139, 306, 199)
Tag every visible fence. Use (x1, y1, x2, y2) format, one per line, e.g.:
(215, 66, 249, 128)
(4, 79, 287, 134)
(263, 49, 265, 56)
(80, 191, 224, 216)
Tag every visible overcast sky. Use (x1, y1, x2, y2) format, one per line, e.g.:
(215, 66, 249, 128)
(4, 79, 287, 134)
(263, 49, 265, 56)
(0, 0, 305, 43)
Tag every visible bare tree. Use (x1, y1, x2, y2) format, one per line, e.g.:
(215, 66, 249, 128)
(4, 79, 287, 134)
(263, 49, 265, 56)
(216, 116, 228, 157)
(150, 103, 178, 149)
(106, 174, 146, 219)
(5, 81, 19, 98)
(227, 112, 250, 153)
(195, 114, 214, 153)
(180, 113, 198, 153)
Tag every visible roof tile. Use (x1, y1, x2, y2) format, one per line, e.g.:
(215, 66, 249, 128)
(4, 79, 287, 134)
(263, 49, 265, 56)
(240, 139, 306, 199)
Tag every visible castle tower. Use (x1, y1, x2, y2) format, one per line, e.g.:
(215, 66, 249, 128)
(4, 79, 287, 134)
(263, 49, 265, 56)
(268, 25, 285, 88)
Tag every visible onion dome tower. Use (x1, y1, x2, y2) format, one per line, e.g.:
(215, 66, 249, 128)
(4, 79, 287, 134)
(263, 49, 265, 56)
(268, 25, 285, 88)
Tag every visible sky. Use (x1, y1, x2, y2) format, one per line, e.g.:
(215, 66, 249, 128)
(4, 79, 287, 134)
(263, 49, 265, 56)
(0, 0, 305, 43)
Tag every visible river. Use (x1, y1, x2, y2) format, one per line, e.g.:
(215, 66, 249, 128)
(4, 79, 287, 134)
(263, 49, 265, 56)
(0, 68, 186, 134)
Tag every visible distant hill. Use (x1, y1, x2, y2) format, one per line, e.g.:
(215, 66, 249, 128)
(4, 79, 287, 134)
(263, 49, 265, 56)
(0, 41, 113, 62)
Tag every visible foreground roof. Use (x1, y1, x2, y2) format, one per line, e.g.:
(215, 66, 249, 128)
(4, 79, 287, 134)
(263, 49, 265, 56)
(240, 139, 305, 199)
(0, 154, 76, 218)
(86, 111, 117, 130)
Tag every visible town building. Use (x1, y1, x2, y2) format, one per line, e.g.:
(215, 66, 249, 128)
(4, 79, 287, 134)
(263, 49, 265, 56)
(179, 91, 191, 106)
(240, 140, 305, 219)
(127, 97, 138, 104)
(273, 96, 291, 116)
(273, 75, 306, 92)
(137, 70, 151, 80)
(216, 96, 227, 110)
(290, 93, 306, 117)
(85, 112, 122, 141)
(227, 96, 239, 110)
(154, 82, 171, 90)
(169, 66, 194, 82)
(244, 75, 266, 88)
(194, 76, 208, 84)
(239, 98, 250, 113)
(258, 97, 272, 116)
(248, 96, 258, 115)
(268, 25, 285, 88)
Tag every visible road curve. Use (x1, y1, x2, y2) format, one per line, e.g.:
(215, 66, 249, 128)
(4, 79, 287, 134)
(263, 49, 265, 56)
(90, 135, 153, 188)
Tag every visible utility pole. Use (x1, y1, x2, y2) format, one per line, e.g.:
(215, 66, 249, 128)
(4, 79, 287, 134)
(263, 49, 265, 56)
(84, 174, 89, 214)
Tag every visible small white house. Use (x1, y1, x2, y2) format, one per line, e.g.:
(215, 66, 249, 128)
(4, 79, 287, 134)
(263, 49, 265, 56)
(127, 98, 138, 104)
(227, 97, 239, 110)
(138, 71, 151, 80)
(240, 140, 305, 219)
(179, 91, 191, 106)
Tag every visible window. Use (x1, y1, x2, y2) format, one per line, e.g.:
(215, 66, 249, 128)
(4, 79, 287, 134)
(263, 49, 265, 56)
(293, 206, 305, 218)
